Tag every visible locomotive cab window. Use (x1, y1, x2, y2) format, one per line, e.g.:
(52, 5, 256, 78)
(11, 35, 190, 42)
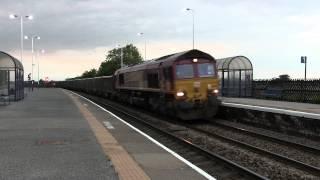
(147, 73, 159, 88)
(198, 63, 215, 77)
(176, 64, 194, 79)
(119, 74, 124, 85)
(163, 67, 173, 80)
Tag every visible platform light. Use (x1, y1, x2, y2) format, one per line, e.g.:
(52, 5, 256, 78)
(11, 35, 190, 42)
(177, 91, 185, 97)
(213, 89, 219, 94)
(26, 15, 33, 20)
(25, 35, 41, 81)
(116, 44, 124, 68)
(9, 14, 18, 19)
(37, 49, 45, 87)
(137, 32, 147, 60)
(184, 8, 195, 49)
(193, 58, 198, 63)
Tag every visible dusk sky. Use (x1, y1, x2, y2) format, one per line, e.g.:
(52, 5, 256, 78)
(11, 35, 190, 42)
(1, 0, 320, 80)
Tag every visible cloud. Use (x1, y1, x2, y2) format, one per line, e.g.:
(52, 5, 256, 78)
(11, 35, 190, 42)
(1, 0, 320, 80)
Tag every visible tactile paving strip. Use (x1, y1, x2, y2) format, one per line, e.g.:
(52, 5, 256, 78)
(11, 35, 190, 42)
(65, 91, 150, 180)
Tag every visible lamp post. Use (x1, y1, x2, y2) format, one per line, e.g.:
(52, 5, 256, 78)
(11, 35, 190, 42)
(25, 35, 40, 81)
(117, 45, 123, 68)
(137, 32, 146, 60)
(37, 49, 45, 87)
(301, 56, 307, 81)
(9, 14, 33, 63)
(185, 8, 195, 49)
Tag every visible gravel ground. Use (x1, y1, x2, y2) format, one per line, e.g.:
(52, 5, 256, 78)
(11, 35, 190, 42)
(177, 130, 319, 180)
(216, 120, 320, 150)
(193, 123, 320, 168)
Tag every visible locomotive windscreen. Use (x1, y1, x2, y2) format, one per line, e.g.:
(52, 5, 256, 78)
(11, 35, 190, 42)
(198, 63, 215, 77)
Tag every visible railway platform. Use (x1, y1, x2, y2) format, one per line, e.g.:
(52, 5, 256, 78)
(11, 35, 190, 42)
(220, 97, 320, 119)
(218, 97, 320, 138)
(0, 88, 208, 180)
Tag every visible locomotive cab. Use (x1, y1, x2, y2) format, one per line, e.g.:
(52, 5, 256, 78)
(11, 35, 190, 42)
(173, 57, 220, 120)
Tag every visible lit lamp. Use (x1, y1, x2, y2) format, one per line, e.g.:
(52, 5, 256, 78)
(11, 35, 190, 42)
(9, 14, 33, 63)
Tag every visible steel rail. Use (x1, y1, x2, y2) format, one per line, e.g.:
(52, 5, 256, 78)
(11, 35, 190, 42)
(186, 125, 320, 177)
(82, 93, 269, 180)
(212, 121, 320, 155)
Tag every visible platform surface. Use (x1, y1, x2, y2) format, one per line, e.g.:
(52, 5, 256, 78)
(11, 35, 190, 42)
(220, 97, 320, 116)
(0, 88, 207, 180)
(0, 88, 118, 180)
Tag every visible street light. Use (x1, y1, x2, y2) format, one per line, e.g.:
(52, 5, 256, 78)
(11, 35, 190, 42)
(25, 35, 40, 81)
(9, 14, 33, 63)
(37, 49, 45, 87)
(185, 8, 195, 49)
(116, 44, 124, 68)
(301, 56, 307, 81)
(137, 32, 147, 60)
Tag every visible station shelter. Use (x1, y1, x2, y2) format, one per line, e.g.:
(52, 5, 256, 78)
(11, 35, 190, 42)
(216, 56, 253, 97)
(0, 51, 24, 101)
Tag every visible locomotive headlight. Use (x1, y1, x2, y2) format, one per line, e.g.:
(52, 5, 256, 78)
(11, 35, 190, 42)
(213, 89, 219, 94)
(193, 58, 198, 63)
(176, 91, 185, 97)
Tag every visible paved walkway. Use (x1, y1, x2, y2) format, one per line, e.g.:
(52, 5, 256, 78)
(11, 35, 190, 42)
(0, 88, 209, 180)
(0, 88, 118, 180)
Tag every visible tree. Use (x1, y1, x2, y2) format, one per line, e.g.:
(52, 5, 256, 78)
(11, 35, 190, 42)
(81, 68, 97, 78)
(279, 74, 290, 81)
(97, 44, 143, 76)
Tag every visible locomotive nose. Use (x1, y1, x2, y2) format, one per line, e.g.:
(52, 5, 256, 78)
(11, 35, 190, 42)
(193, 81, 200, 93)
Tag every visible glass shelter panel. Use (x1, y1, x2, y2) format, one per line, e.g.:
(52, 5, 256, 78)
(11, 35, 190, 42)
(9, 71, 15, 99)
(0, 51, 24, 101)
(0, 70, 8, 96)
(216, 56, 253, 97)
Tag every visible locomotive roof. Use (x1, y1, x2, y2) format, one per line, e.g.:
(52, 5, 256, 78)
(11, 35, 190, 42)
(115, 49, 215, 74)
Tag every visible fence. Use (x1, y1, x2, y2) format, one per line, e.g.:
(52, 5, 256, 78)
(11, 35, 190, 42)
(252, 79, 320, 104)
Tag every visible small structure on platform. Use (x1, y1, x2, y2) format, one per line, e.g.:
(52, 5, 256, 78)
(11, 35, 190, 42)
(216, 56, 253, 97)
(0, 51, 24, 101)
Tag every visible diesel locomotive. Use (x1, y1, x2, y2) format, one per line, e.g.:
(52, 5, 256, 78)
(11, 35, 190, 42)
(59, 49, 220, 120)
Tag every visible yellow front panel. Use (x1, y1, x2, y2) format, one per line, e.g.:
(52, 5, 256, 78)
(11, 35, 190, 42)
(175, 77, 219, 101)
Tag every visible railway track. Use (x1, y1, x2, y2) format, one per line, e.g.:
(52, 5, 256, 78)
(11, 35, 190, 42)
(75, 91, 320, 179)
(79, 92, 268, 180)
(186, 123, 320, 177)
(211, 121, 320, 155)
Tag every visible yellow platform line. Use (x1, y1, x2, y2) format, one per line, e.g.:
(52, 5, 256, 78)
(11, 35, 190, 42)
(65, 91, 150, 180)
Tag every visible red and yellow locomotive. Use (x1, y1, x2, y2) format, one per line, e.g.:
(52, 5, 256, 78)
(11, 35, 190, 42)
(114, 49, 220, 120)
(59, 49, 220, 120)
